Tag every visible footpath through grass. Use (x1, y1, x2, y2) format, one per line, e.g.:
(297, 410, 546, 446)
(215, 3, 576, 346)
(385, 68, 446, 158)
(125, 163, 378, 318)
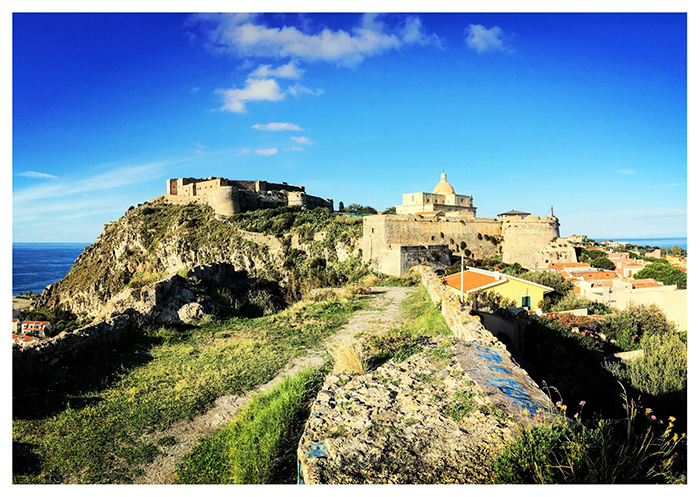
(12, 291, 365, 484)
(174, 284, 446, 484)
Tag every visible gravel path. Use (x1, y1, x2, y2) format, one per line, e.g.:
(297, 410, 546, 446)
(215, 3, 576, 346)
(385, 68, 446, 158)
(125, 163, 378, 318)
(134, 286, 414, 484)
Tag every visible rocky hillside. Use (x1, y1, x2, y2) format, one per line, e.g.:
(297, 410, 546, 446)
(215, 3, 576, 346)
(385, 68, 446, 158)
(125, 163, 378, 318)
(36, 201, 364, 322)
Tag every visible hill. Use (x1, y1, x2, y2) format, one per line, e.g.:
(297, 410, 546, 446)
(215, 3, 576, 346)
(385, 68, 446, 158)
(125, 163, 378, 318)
(35, 201, 365, 325)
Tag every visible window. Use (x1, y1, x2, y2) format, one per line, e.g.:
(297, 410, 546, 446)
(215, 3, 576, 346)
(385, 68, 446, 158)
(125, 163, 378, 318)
(521, 295, 532, 309)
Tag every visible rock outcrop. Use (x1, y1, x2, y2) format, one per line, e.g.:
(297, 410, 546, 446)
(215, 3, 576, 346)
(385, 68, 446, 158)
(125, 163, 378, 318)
(35, 202, 359, 322)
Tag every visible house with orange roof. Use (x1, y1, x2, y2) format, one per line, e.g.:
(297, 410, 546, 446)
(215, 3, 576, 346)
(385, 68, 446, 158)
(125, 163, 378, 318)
(21, 321, 51, 337)
(442, 266, 554, 311)
(548, 262, 591, 270)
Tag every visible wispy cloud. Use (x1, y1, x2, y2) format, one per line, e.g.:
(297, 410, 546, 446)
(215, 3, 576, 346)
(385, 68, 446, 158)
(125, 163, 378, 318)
(288, 83, 324, 98)
(192, 13, 442, 68)
(617, 168, 636, 175)
(255, 148, 279, 156)
(285, 146, 305, 152)
(252, 122, 303, 132)
(465, 24, 508, 53)
(290, 136, 312, 145)
(249, 61, 304, 79)
(16, 170, 59, 179)
(13, 161, 167, 203)
(216, 78, 285, 113)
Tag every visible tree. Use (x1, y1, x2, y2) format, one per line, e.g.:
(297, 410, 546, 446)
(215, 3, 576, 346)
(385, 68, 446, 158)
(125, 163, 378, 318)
(634, 262, 686, 289)
(591, 256, 615, 271)
(338, 201, 345, 212)
(382, 206, 396, 214)
(343, 203, 377, 215)
(585, 249, 607, 260)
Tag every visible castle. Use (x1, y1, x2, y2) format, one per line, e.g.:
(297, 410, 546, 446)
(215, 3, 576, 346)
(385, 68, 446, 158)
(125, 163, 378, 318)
(161, 177, 333, 216)
(362, 173, 577, 275)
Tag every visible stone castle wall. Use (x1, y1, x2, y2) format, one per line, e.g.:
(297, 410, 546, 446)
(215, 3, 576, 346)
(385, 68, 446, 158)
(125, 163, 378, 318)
(362, 214, 577, 274)
(500, 216, 576, 269)
(362, 214, 502, 276)
(162, 177, 333, 216)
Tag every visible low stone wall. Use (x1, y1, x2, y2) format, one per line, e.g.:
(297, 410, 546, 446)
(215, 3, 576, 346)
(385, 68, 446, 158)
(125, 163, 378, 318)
(12, 310, 139, 379)
(297, 266, 554, 484)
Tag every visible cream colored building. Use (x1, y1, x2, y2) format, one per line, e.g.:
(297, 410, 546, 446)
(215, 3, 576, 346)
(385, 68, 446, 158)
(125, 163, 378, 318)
(396, 173, 476, 217)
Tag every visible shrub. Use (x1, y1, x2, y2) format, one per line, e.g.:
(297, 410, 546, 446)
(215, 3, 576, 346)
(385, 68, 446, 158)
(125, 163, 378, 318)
(492, 389, 686, 484)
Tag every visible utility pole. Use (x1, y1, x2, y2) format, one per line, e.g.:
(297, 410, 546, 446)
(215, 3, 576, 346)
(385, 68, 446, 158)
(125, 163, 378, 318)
(460, 253, 464, 305)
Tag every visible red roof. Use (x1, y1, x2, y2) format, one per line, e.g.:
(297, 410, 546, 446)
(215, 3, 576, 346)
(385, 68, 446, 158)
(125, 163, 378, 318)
(442, 270, 505, 293)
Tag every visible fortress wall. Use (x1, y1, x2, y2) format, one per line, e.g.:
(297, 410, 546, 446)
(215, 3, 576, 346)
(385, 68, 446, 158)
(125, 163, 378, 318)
(209, 186, 239, 216)
(362, 215, 502, 274)
(500, 217, 576, 269)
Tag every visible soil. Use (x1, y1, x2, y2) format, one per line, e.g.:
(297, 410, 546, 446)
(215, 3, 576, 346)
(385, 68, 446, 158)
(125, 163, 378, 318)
(134, 286, 413, 484)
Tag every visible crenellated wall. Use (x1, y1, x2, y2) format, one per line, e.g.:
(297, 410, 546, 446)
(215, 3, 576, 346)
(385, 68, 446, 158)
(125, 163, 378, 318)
(363, 213, 576, 274)
(162, 177, 333, 216)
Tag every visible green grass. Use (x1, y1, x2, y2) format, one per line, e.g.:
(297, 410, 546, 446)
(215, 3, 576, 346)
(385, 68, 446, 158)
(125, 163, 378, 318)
(175, 366, 327, 484)
(12, 293, 364, 484)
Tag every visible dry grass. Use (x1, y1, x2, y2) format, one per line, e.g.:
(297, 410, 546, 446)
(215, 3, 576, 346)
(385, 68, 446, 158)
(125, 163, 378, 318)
(328, 340, 366, 374)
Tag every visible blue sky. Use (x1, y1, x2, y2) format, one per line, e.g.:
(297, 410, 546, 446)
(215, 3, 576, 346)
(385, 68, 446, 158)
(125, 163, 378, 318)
(11, 9, 689, 243)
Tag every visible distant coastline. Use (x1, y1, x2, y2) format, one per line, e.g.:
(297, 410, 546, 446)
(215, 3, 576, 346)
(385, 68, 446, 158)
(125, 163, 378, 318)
(605, 237, 687, 250)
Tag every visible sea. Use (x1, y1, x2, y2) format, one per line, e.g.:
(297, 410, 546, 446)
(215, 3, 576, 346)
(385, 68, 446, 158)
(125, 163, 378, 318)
(12, 242, 88, 296)
(610, 237, 687, 250)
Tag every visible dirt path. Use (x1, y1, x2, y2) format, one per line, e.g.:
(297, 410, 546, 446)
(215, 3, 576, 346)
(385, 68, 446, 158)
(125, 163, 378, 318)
(134, 286, 414, 484)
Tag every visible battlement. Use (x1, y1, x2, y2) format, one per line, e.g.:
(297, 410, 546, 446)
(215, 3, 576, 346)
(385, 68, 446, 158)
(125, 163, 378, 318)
(163, 177, 332, 216)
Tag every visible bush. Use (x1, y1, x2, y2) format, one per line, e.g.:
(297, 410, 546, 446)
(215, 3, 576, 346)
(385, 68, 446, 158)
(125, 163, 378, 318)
(491, 390, 686, 484)
(602, 304, 677, 351)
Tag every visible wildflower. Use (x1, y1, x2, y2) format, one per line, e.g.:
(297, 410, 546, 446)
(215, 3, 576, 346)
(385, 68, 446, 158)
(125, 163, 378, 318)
(669, 416, 676, 422)
(556, 401, 561, 406)
(579, 400, 586, 406)
(651, 415, 657, 421)
(645, 408, 652, 415)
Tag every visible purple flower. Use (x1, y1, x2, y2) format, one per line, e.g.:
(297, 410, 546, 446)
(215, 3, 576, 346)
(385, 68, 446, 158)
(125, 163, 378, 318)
(579, 400, 586, 406)
(651, 415, 657, 420)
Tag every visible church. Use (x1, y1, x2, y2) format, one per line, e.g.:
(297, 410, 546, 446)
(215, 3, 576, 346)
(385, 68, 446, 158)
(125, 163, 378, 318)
(396, 172, 476, 217)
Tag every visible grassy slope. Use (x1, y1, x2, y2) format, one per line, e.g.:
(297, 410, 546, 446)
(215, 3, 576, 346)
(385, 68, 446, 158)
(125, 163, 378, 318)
(174, 285, 448, 484)
(12, 292, 365, 484)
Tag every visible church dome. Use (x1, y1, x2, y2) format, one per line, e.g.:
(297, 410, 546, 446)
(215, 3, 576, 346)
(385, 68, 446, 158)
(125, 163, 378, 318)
(433, 172, 455, 195)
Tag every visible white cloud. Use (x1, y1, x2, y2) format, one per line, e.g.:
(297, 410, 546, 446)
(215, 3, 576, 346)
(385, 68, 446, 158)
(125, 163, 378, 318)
(249, 61, 304, 79)
(285, 146, 305, 152)
(255, 148, 279, 156)
(193, 13, 442, 68)
(13, 162, 166, 203)
(465, 24, 506, 53)
(290, 136, 312, 145)
(288, 83, 324, 98)
(17, 170, 59, 179)
(216, 78, 285, 113)
(617, 169, 636, 175)
(252, 122, 304, 131)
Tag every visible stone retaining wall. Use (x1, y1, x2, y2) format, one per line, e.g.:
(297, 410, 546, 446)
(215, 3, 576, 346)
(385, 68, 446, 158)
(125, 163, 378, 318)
(12, 310, 139, 379)
(297, 266, 554, 484)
